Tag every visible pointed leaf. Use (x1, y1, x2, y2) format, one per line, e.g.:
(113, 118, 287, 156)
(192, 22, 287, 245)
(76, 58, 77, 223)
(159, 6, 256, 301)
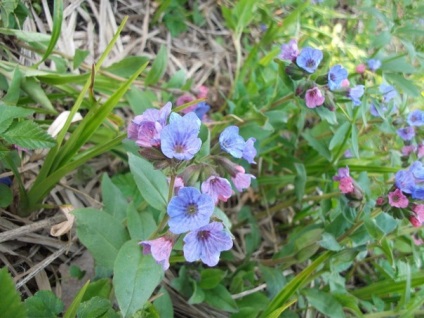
(101, 173, 128, 222)
(0, 268, 26, 318)
(3, 121, 56, 149)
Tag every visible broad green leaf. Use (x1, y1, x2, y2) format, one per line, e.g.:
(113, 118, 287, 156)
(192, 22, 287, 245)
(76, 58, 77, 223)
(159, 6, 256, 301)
(329, 122, 350, 150)
(234, 0, 256, 33)
(303, 288, 345, 318)
(153, 287, 174, 318)
(204, 284, 238, 313)
(0, 268, 26, 318)
(105, 56, 149, 78)
(0, 0, 19, 28)
(128, 153, 168, 211)
(125, 88, 156, 114)
(145, 45, 168, 85)
(385, 73, 420, 97)
(2, 121, 56, 149)
(381, 56, 416, 73)
(0, 104, 34, 125)
(113, 240, 164, 318)
(73, 208, 130, 271)
(127, 204, 156, 241)
(259, 265, 286, 298)
(319, 232, 342, 251)
(81, 279, 113, 302)
(101, 173, 128, 223)
(199, 269, 226, 290)
(76, 297, 119, 318)
(25, 290, 63, 318)
(188, 282, 205, 305)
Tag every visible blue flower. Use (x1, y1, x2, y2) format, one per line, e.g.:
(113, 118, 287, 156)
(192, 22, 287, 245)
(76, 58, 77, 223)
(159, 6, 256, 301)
(183, 222, 233, 266)
(379, 84, 397, 103)
(194, 102, 210, 120)
(407, 110, 424, 127)
(395, 162, 424, 200)
(397, 126, 415, 141)
(242, 138, 257, 164)
(167, 187, 214, 234)
(160, 112, 202, 160)
(219, 126, 246, 158)
(367, 59, 381, 71)
(347, 85, 365, 106)
(328, 65, 348, 91)
(296, 47, 323, 73)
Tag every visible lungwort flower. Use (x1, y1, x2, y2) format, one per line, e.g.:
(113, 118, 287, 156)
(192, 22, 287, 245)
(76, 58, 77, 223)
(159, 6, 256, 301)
(160, 112, 202, 160)
(296, 47, 323, 73)
(328, 65, 348, 91)
(140, 235, 175, 270)
(367, 59, 381, 71)
(407, 110, 424, 127)
(183, 222, 233, 266)
(219, 126, 257, 163)
(231, 165, 256, 192)
(347, 85, 365, 106)
(279, 39, 299, 62)
(201, 176, 233, 204)
(167, 187, 214, 234)
(305, 87, 325, 108)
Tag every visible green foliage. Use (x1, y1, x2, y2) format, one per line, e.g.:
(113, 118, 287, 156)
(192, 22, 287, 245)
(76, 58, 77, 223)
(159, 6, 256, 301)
(25, 291, 64, 318)
(0, 268, 26, 318)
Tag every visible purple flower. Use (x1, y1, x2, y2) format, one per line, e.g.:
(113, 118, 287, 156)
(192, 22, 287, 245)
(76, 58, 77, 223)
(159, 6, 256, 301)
(305, 87, 325, 108)
(296, 47, 323, 73)
(219, 126, 245, 159)
(407, 110, 424, 127)
(395, 162, 424, 199)
(328, 65, 348, 91)
(160, 112, 202, 160)
(347, 85, 365, 106)
(242, 138, 257, 164)
(194, 102, 210, 120)
(140, 235, 175, 270)
(167, 187, 214, 234)
(388, 188, 409, 208)
(183, 222, 233, 266)
(201, 176, 233, 204)
(418, 143, 424, 159)
(367, 59, 381, 71)
(397, 126, 415, 141)
(333, 167, 350, 181)
(231, 166, 255, 191)
(402, 145, 417, 157)
(344, 150, 353, 158)
(379, 84, 397, 103)
(127, 102, 172, 147)
(279, 39, 299, 62)
(370, 102, 387, 117)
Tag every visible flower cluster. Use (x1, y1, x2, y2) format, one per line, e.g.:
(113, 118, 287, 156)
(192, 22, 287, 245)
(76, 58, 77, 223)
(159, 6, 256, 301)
(129, 101, 257, 269)
(279, 39, 364, 110)
(377, 161, 424, 227)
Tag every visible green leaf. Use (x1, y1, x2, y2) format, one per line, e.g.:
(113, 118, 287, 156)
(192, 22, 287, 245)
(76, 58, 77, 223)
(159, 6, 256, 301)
(329, 122, 350, 150)
(101, 173, 128, 223)
(197, 124, 210, 158)
(0, 104, 34, 125)
(128, 153, 168, 211)
(302, 130, 332, 161)
(303, 288, 345, 318)
(188, 282, 205, 305)
(73, 208, 130, 271)
(3, 67, 23, 105)
(64, 281, 90, 318)
(105, 56, 149, 78)
(0, 0, 19, 28)
(81, 279, 113, 302)
(199, 269, 226, 290)
(38, 0, 63, 64)
(127, 203, 156, 241)
(0, 184, 13, 208)
(125, 88, 156, 114)
(113, 240, 164, 318)
(385, 73, 420, 97)
(380, 55, 416, 73)
(294, 163, 306, 202)
(145, 45, 168, 85)
(73, 49, 90, 69)
(259, 265, 286, 299)
(0, 268, 26, 318)
(2, 120, 56, 149)
(153, 287, 174, 318)
(234, 0, 256, 33)
(204, 284, 238, 313)
(319, 232, 342, 251)
(25, 290, 63, 318)
(76, 297, 119, 318)
(21, 77, 56, 112)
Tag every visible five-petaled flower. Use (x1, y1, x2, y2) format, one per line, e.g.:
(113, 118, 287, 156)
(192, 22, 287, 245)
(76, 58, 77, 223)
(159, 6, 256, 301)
(140, 235, 175, 270)
(388, 188, 409, 208)
(305, 87, 325, 108)
(328, 65, 348, 91)
(167, 187, 214, 234)
(201, 176, 233, 204)
(296, 47, 323, 73)
(183, 222, 233, 267)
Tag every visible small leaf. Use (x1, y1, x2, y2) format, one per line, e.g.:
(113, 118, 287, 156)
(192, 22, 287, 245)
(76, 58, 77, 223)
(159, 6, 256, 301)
(76, 297, 119, 318)
(294, 163, 306, 202)
(188, 282, 205, 305)
(63, 281, 90, 318)
(199, 269, 226, 290)
(302, 130, 332, 161)
(39, 0, 63, 64)
(0, 268, 26, 318)
(82, 279, 113, 302)
(0, 184, 13, 208)
(329, 122, 350, 150)
(25, 290, 64, 318)
(319, 232, 342, 251)
(204, 284, 238, 313)
(73, 208, 130, 271)
(113, 240, 164, 318)
(101, 173, 128, 223)
(145, 45, 168, 86)
(73, 49, 90, 69)
(3, 120, 56, 149)
(105, 56, 149, 78)
(3, 67, 23, 105)
(303, 288, 345, 318)
(128, 153, 168, 211)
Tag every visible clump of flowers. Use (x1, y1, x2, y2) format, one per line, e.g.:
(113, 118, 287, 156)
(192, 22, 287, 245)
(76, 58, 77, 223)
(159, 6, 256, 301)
(128, 102, 257, 269)
(333, 167, 363, 204)
(278, 39, 366, 111)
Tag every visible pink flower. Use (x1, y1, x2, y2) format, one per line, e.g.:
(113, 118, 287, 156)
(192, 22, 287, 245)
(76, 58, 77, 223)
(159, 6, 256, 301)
(356, 64, 366, 74)
(196, 85, 209, 99)
(410, 216, 421, 227)
(417, 143, 424, 159)
(388, 188, 409, 208)
(140, 235, 175, 270)
(411, 204, 424, 227)
(402, 145, 417, 157)
(176, 94, 197, 114)
(305, 87, 325, 108)
(339, 177, 354, 194)
(201, 176, 233, 204)
(341, 79, 350, 88)
(231, 166, 256, 192)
